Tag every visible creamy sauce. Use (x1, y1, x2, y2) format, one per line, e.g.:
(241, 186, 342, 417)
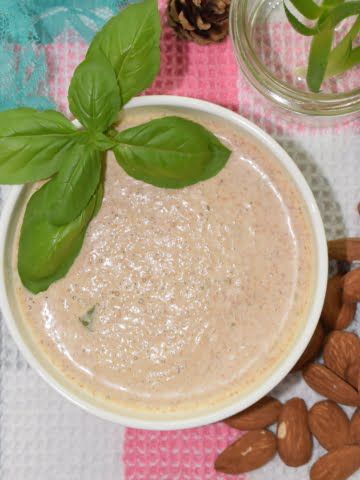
(15, 107, 315, 413)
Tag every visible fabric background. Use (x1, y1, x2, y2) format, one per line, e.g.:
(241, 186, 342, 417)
(0, 1, 359, 479)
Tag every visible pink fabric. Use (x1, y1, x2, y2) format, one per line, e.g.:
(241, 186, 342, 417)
(124, 423, 244, 480)
(44, 34, 238, 114)
(44, 23, 359, 134)
(45, 41, 87, 114)
(145, 30, 239, 111)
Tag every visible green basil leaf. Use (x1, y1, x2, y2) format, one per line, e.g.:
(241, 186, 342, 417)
(307, 28, 334, 92)
(87, 0, 161, 106)
(18, 182, 103, 293)
(287, 0, 323, 20)
(68, 51, 121, 132)
(46, 146, 102, 225)
(93, 180, 104, 217)
(111, 116, 231, 188)
(0, 109, 78, 184)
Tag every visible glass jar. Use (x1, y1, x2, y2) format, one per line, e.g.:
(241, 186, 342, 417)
(229, 0, 360, 121)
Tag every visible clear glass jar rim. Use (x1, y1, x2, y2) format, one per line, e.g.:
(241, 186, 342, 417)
(229, 0, 360, 116)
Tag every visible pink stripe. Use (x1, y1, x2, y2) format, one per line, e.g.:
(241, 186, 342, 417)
(44, 35, 239, 114)
(124, 423, 244, 480)
(145, 30, 239, 112)
(44, 27, 359, 134)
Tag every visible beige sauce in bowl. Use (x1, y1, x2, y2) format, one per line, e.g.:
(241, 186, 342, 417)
(15, 107, 315, 414)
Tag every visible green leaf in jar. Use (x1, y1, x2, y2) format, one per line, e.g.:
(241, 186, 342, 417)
(111, 116, 231, 189)
(68, 51, 121, 132)
(317, 2, 360, 31)
(286, 0, 323, 20)
(284, 4, 319, 35)
(307, 28, 334, 92)
(18, 182, 103, 293)
(325, 15, 360, 78)
(46, 146, 102, 225)
(322, 0, 346, 7)
(0, 109, 78, 184)
(285, 0, 360, 92)
(285, 0, 360, 36)
(87, 0, 161, 106)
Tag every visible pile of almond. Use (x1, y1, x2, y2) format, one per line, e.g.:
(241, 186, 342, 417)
(215, 237, 360, 480)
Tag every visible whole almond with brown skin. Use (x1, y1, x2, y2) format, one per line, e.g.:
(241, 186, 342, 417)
(328, 238, 360, 262)
(350, 409, 360, 444)
(292, 322, 325, 372)
(214, 430, 277, 474)
(277, 397, 312, 467)
(310, 445, 360, 480)
(224, 396, 282, 430)
(323, 331, 360, 379)
(334, 302, 357, 330)
(303, 364, 360, 407)
(321, 275, 343, 330)
(343, 268, 360, 303)
(345, 360, 360, 390)
(309, 400, 350, 451)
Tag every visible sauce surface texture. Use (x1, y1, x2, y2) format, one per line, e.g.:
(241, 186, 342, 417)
(16, 107, 314, 413)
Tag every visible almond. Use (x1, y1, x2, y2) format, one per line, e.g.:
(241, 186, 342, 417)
(303, 364, 360, 407)
(292, 322, 325, 372)
(350, 409, 360, 444)
(321, 275, 343, 330)
(334, 302, 357, 330)
(343, 268, 360, 303)
(277, 397, 312, 467)
(309, 400, 350, 451)
(214, 429, 277, 474)
(310, 445, 360, 480)
(224, 396, 282, 430)
(323, 331, 360, 379)
(328, 238, 360, 262)
(345, 360, 360, 390)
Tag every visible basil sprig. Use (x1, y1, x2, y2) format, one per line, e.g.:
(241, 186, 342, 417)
(284, 0, 360, 92)
(0, 0, 231, 293)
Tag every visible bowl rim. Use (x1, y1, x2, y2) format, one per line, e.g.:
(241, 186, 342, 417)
(229, 0, 360, 117)
(0, 95, 328, 430)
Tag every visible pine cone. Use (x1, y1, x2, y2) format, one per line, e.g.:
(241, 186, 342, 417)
(167, 0, 230, 45)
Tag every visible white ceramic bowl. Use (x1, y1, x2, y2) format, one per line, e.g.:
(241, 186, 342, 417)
(0, 95, 328, 430)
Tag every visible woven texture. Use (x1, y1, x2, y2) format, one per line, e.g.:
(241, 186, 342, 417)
(125, 424, 243, 480)
(0, 1, 360, 479)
